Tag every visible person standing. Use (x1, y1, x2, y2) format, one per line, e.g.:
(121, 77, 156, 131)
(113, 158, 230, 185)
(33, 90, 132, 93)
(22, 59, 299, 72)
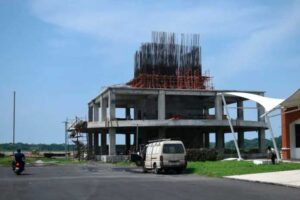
(267, 146, 276, 164)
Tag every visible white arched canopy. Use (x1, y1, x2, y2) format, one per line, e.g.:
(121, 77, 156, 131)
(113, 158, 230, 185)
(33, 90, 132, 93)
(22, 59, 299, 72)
(225, 92, 284, 113)
(221, 92, 284, 161)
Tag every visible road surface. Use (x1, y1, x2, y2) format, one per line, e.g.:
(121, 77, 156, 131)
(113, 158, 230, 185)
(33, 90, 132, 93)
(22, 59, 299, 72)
(0, 163, 299, 200)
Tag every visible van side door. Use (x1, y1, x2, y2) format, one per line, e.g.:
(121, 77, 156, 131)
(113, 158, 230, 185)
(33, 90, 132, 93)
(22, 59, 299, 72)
(144, 146, 153, 169)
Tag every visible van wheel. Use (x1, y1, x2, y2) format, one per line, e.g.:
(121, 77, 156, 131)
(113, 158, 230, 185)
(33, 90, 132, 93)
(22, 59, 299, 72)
(153, 164, 160, 174)
(142, 166, 147, 173)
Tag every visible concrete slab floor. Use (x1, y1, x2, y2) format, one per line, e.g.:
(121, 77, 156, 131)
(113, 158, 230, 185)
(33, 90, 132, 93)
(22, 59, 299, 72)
(225, 170, 300, 188)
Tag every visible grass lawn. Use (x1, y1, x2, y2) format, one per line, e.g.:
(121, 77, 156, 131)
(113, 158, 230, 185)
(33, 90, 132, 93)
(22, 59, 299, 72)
(187, 161, 300, 177)
(0, 156, 85, 167)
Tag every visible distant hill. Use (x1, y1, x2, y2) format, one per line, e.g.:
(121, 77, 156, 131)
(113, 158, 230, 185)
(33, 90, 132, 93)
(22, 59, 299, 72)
(225, 136, 281, 150)
(0, 143, 74, 152)
(0, 136, 282, 152)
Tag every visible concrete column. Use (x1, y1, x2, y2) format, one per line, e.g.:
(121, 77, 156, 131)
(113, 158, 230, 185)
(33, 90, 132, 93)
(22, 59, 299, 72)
(203, 107, 209, 119)
(94, 133, 99, 155)
(237, 100, 244, 120)
(158, 90, 166, 120)
(101, 130, 107, 155)
(109, 128, 116, 155)
(216, 130, 224, 149)
(158, 128, 166, 138)
(87, 133, 93, 159)
(215, 95, 223, 120)
(108, 91, 116, 121)
(237, 100, 244, 148)
(100, 97, 107, 121)
(88, 106, 93, 122)
(257, 102, 266, 153)
(193, 132, 203, 148)
(258, 129, 266, 153)
(204, 132, 210, 148)
(238, 132, 244, 149)
(125, 133, 131, 154)
(93, 104, 99, 122)
(134, 107, 139, 120)
(125, 107, 131, 120)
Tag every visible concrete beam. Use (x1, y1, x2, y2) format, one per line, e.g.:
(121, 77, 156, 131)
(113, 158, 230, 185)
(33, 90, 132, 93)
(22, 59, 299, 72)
(88, 119, 268, 129)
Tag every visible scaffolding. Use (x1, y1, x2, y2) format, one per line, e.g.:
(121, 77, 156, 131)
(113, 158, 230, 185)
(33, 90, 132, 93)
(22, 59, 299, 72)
(67, 117, 87, 160)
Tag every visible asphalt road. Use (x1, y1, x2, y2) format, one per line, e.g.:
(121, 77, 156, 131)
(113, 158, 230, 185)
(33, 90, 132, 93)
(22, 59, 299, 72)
(0, 163, 300, 200)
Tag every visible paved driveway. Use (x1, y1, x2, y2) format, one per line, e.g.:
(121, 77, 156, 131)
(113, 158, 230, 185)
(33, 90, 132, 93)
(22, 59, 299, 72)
(0, 163, 300, 200)
(226, 169, 300, 188)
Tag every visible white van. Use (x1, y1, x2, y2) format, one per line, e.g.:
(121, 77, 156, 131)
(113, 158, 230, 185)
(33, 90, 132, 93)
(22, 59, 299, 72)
(142, 139, 187, 174)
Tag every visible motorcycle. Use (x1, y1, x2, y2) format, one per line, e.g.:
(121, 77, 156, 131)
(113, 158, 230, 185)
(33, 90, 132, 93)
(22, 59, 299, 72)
(12, 161, 25, 175)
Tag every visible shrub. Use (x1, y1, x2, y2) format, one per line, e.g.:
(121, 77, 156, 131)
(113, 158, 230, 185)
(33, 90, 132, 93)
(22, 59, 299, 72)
(31, 149, 40, 155)
(186, 148, 218, 161)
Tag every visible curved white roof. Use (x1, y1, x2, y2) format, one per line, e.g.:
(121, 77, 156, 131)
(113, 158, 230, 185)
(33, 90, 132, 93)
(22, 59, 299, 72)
(280, 88, 300, 109)
(224, 92, 284, 113)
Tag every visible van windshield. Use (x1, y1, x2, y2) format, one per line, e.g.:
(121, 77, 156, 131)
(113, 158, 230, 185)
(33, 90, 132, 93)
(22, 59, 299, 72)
(162, 144, 184, 154)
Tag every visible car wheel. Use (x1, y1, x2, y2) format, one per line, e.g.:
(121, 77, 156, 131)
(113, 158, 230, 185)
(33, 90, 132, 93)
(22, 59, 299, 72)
(142, 166, 148, 173)
(153, 164, 160, 174)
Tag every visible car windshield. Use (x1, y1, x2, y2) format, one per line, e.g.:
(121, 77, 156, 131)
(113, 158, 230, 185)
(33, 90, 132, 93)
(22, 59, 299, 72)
(162, 144, 184, 154)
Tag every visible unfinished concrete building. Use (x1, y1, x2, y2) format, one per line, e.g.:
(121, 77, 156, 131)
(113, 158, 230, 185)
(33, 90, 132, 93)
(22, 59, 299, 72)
(72, 32, 268, 160)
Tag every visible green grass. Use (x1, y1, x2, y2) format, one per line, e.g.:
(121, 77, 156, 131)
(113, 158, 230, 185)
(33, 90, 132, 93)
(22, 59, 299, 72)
(187, 161, 300, 177)
(114, 160, 136, 167)
(0, 156, 86, 167)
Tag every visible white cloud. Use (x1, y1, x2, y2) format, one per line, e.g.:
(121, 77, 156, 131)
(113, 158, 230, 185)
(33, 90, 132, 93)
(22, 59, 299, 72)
(29, 0, 300, 81)
(29, 0, 267, 42)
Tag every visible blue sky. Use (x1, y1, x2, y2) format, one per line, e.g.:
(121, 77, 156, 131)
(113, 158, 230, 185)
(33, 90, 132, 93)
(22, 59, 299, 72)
(0, 0, 299, 144)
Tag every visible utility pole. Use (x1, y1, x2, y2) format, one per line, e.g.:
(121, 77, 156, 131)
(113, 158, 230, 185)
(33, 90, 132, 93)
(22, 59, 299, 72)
(13, 91, 16, 153)
(63, 119, 68, 159)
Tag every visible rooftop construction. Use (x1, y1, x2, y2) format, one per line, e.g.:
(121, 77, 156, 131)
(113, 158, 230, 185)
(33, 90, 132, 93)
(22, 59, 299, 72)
(68, 32, 267, 161)
(127, 32, 213, 89)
